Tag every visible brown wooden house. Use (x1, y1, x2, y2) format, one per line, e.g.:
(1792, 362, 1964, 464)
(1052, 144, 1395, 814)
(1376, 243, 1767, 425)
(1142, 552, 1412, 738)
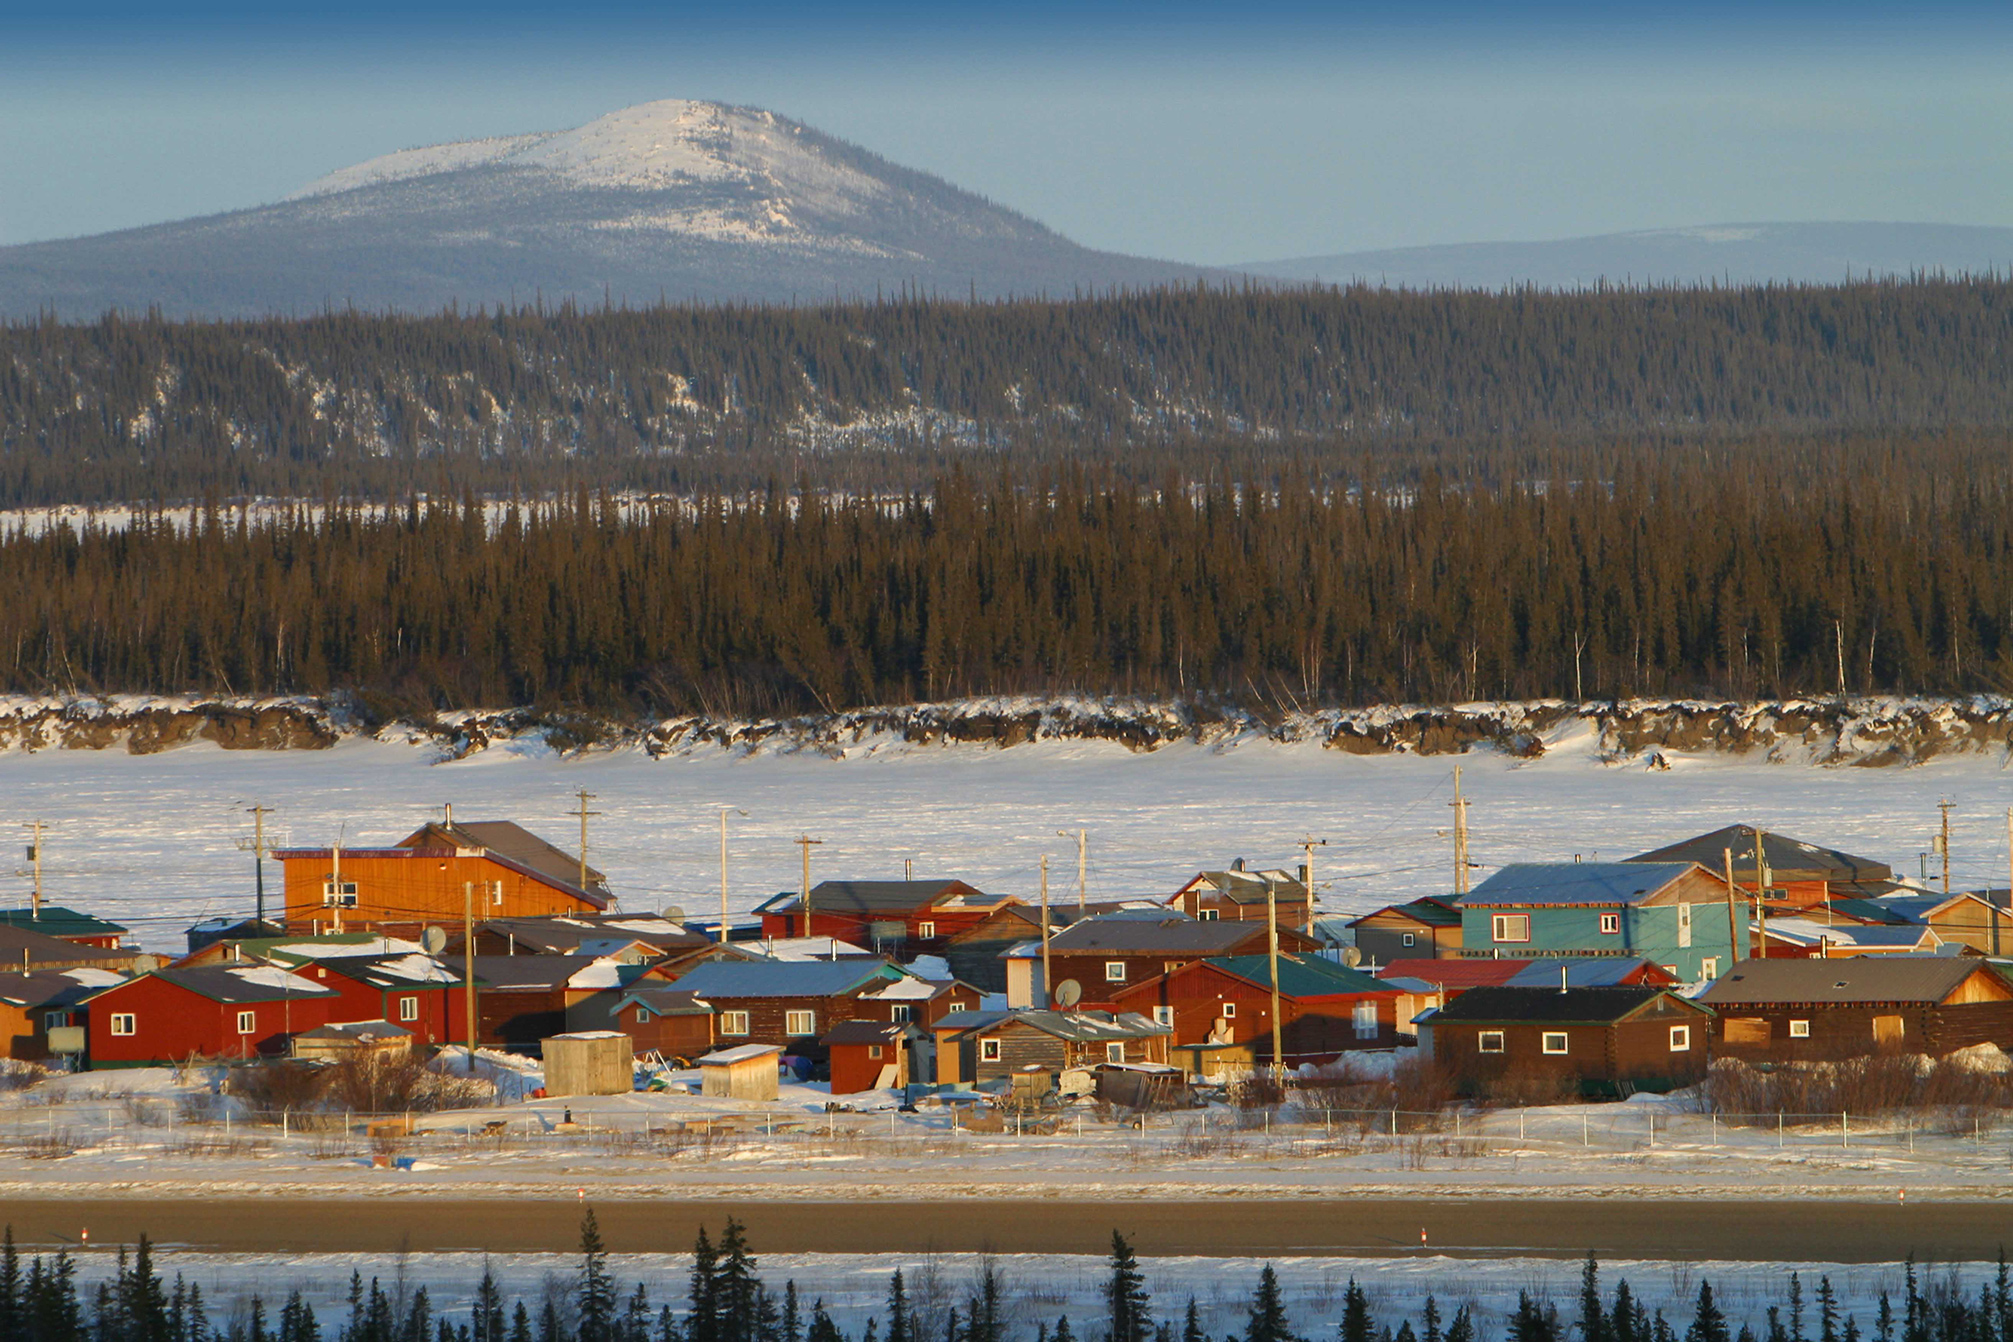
(0, 967, 124, 1060)
(1005, 916, 1317, 1009)
(1348, 898, 1463, 965)
(469, 955, 673, 1054)
(824, 1019, 917, 1094)
(1166, 867, 1314, 929)
(933, 1008, 1172, 1087)
(1109, 954, 1404, 1066)
(1631, 825, 1894, 910)
(1697, 957, 2013, 1060)
(1420, 985, 1713, 1095)
(661, 958, 916, 1062)
(603, 986, 715, 1061)
(753, 880, 1020, 956)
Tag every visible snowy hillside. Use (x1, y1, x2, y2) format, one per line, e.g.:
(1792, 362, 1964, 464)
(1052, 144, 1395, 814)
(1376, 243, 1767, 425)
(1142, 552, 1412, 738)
(0, 99, 1217, 318)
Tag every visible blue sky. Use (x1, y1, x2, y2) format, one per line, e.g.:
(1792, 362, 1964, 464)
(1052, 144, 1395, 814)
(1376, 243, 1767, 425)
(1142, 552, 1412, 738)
(4, 2, 2010, 262)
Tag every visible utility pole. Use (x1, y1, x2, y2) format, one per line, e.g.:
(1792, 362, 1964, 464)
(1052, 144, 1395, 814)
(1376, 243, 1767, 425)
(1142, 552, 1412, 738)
(1301, 836, 1328, 935)
(246, 805, 272, 926)
(1751, 827, 1769, 959)
(2003, 807, 2012, 958)
(22, 820, 44, 917)
(571, 789, 600, 893)
(463, 881, 478, 1074)
(715, 807, 743, 945)
(1722, 846, 1742, 964)
(1039, 855, 1053, 1010)
(1450, 766, 1472, 895)
(1265, 874, 1284, 1077)
(1057, 829, 1087, 911)
(795, 835, 824, 937)
(1939, 799, 1955, 893)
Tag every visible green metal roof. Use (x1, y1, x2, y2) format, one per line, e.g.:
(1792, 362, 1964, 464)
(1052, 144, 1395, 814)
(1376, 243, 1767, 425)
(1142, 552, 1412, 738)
(1205, 954, 1394, 998)
(0, 906, 127, 937)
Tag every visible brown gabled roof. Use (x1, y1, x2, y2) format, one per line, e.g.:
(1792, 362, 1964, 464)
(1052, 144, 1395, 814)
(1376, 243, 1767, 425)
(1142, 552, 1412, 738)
(1429, 985, 1705, 1024)
(1697, 957, 1994, 1006)
(400, 821, 608, 895)
(1631, 825, 1892, 884)
(0, 925, 136, 972)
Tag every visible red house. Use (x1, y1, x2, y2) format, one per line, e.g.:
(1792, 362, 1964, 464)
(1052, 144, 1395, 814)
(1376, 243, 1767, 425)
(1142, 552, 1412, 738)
(753, 880, 1020, 956)
(83, 965, 337, 1067)
(1111, 953, 1405, 1066)
(294, 954, 469, 1049)
(823, 1019, 915, 1095)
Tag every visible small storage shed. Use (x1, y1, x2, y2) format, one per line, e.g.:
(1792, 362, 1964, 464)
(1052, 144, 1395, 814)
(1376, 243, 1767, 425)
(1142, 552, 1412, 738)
(292, 1019, 413, 1063)
(541, 1031, 634, 1096)
(824, 1020, 912, 1094)
(698, 1043, 782, 1101)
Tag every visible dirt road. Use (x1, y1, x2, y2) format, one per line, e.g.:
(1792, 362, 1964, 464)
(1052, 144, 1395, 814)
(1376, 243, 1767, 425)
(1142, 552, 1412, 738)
(2, 1198, 2007, 1261)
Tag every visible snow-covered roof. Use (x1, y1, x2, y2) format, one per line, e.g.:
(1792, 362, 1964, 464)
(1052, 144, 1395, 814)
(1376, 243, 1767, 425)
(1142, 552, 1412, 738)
(565, 957, 631, 991)
(699, 1043, 783, 1065)
(865, 977, 943, 1001)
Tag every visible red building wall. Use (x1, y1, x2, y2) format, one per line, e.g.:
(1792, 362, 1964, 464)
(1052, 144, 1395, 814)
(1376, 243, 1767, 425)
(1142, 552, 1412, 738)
(86, 976, 336, 1067)
(300, 963, 469, 1048)
(828, 1039, 904, 1095)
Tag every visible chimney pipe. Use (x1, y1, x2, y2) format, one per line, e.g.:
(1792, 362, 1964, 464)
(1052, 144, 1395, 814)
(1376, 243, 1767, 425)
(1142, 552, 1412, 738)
(1559, 965, 1568, 994)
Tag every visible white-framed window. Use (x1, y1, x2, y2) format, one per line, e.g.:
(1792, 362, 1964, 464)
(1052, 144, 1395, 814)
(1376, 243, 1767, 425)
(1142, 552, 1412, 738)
(237, 1010, 257, 1035)
(785, 1010, 816, 1036)
(916, 921, 936, 940)
(44, 1010, 71, 1029)
(868, 1044, 883, 1059)
(1402, 932, 1417, 947)
(492, 880, 504, 907)
(634, 1007, 655, 1024)
(1477, 1030, 1505, 1053)
(1669, 1025, 1691, 1052)
(1662, 965, 1680, 977)
(1352, 1001, 1379, 1039)
(1105, 1042, 1126, 1063)
(1699, 957, 1720, 980)
(890, 1004, 913, 1023)
(1152, 1006, 1174, 1026)
(1789, 1019, 1811, 1038)
(1492, 914, 1530, 943)
(1104, 961, 1127, 982)
(109, 1013, 136, 1036)
(1677, 902, 1693, 948)
(1221, 1002, 1237, 1018)
(1599, 913, 1621, 935)
(321, 880, 358, 907)
(979, 1038, 1002, 1062)
(721, 1011, 750, 1036)
(1541, 1032, 1569, 1055)
(398, 996, 419, 1022)
(1198, 909, 1220, 922)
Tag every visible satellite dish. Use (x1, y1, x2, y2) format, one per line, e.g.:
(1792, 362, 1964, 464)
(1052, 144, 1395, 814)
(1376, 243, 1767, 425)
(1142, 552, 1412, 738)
(1053, 979, 1083, 1009)
(421, 926, 448, 954)
(1341, 947, 1363, 968)
(661, 905, 687, 924)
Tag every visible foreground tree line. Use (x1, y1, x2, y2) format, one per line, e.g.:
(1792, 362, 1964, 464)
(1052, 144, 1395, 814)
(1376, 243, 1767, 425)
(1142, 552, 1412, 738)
(8, 435, 2013, 710)
(0, 1218, 2002, 1342)
(3, 278, 2011, 503)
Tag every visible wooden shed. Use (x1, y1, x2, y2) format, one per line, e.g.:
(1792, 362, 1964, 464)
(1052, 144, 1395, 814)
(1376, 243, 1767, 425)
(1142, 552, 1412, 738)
(1421, 985, 1713, 1096)
(291, 1019, 413, 1063)
(698, 1043, 782, 1101)
(1697, 957, 2013, 1060)
(823, 1019, 913, 1094)
(542, 1031, 635, 1096)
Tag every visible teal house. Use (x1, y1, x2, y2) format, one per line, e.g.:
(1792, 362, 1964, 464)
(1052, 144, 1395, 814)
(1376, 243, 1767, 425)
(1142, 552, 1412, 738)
(1455, 861, 1743, 983)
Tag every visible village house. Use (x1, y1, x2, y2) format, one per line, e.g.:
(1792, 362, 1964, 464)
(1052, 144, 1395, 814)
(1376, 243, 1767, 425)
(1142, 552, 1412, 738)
(1376, 957, 1681, 999)
(292, 954, 468, 1050)
(1419, 985, 1713, 1096)
(275, 815, 611, 935)
(0, 907, 130, 950)
(932, 1009, 1172, 1086)
(467, 955, 670, 1054)
(1752, 918, 1943, 958)
(1003, 915, 1318, 1009)
(82, 965, 339, 1066)
(602, 986, 715, 1061)
(1697, 957, 2013, 1059)
(1348, 898, 1463, 965)
(0, 968, 124, 1061)
(1110, 954, 1404, 1068)
(1630, 825, 1897, 908)
(1457, 862, 1741, 982)
(753, 879, 1020, 955)
(823, 1019, 918, 1094)
(175, 932, 423, 969)
(0, 924, 146, 976)
(1878, 891, 2013, 956)
(851, 975, 983, 1028)
(661, 958, 918, 1063)
(452, 914, 706, 959)
(1165, 865, 1315, 930)
(184, 917, 286, 955)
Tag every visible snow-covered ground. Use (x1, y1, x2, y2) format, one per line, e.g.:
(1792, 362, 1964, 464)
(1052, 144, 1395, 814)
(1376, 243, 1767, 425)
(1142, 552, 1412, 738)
(31, 1246, 2009, 1339)
(0, 727, 2009, 950)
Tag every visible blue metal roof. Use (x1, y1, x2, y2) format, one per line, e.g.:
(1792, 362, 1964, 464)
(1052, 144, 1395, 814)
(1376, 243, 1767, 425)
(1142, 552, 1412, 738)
(1458, 862, 1695, 907)
(1504, 958, 1669, 988)
(667, 958, 904, 998)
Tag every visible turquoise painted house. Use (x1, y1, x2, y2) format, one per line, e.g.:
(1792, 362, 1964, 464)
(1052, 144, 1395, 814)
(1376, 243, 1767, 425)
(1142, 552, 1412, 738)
(1455, 861, 1744, 983)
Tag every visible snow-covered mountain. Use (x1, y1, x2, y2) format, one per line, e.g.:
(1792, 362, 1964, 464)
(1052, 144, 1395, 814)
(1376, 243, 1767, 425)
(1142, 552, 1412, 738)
(0, 99, 1216, 319)
(1241, 222, 2013, 290)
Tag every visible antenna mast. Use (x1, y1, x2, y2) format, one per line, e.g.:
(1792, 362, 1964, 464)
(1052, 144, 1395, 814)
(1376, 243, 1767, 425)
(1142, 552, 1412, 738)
(572, 789, 601, 893)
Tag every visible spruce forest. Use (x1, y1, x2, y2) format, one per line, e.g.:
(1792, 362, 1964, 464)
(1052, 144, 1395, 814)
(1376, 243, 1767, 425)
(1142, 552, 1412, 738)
(5, 279, 2013, 712)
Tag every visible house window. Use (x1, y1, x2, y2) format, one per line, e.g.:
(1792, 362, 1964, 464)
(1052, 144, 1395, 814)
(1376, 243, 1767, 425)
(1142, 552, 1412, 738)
(109, 1013, 135, 1036)
(1478, 1031, 1505, 1053)
(1599, 913, 1620, 935)
(868, 1044, 883, 1059)
(721, 1011, 750, 1036)
(634, 1007, 655, 1024)
(1152, 1006, 1174, 1026)
(1492, 914, 1530, 944)
(1669, 1026, 1691, 1052)
(237, 1010, 258, 1035)
(1198, 909, 1219, 922)
(979, 1038, 1002, 1062)
(44, 1010, 71, 1030)
(1788, 1019, 1811, 1038)
(321, 880, 358, 907)
(1221, 1002, 1237, 1018)
(785, 1010, 816, 1036)
(1105, 1042, 1126, 1063)
(1873, 1014, 1904, 1045)
(916, 922, 936, 940)
(1353, 1001, 1379, 1039)
(492, 881, 504, 907)
(1105, 962, 1127, 982)
(1541, 1032, 1569, 1054)
(1699, 957, 1720, 980)
(890, 1004, 913, 1022)
(1402, 932, 1416, 947)
(1677, 902, 1693, 948)
(398, 996, 419, 1022)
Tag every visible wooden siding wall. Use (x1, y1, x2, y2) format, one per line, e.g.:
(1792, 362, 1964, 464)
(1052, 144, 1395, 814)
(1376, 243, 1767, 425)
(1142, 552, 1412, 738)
(704, 992, 880, 1057)
(1709, 1001, 2013, 1060)
(282, 853, 592, 931)
(1113, 967, 1399, 1059)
